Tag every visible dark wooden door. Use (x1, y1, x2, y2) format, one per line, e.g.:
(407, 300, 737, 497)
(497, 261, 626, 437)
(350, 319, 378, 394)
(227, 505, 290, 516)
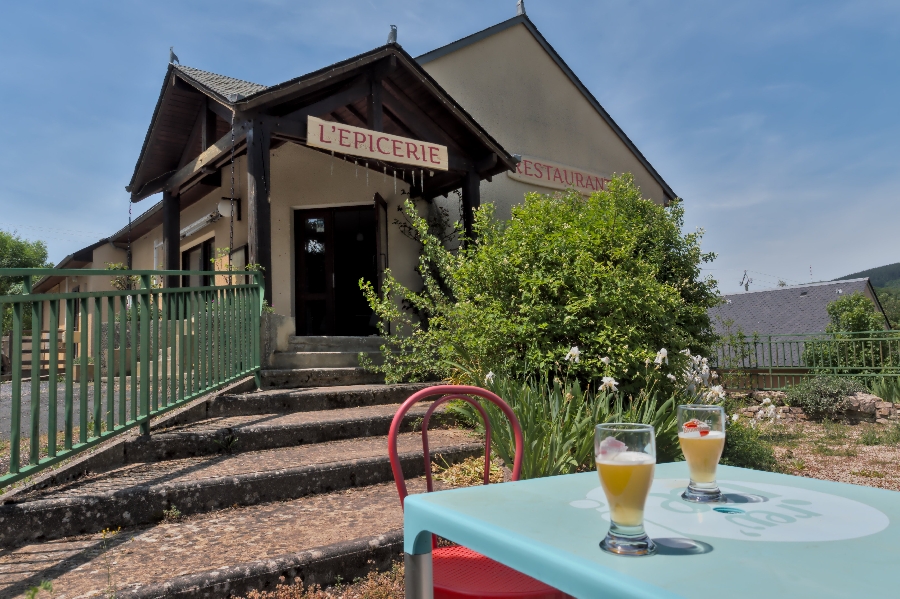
(294, 207, 378, 336)
(295, 210, 334, 335)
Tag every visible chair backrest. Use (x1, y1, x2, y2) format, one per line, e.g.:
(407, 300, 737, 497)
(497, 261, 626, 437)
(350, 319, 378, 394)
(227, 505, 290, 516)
(388, 385, 524, 508)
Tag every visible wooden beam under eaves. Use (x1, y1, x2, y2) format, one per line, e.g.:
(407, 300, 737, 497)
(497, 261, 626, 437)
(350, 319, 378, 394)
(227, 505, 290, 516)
(132, 120, 249, 201)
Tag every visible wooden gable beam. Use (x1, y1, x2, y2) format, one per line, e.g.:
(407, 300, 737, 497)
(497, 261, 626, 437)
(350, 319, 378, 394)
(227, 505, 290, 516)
(283, 75, 371, 121)
(131, 120, 249, 201)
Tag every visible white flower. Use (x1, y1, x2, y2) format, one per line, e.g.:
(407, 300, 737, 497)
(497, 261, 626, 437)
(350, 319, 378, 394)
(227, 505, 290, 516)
(565, 346, 581, 363)
(732, 414, 740, 423)
(680, 348, 691, 356)
(711, 371, 719, 380)
(654, 348, 668, 365)
(599, 376, 618, 393)
(704, 385, 725, 402)
(485, 371, 495, 384)
(666, 373, 677, 382)
(600, 356, 611, 365)
(761, 398, 771, 406)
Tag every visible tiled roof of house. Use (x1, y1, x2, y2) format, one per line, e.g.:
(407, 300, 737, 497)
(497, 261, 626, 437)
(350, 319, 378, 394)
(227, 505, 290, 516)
(174, 65, 268, 101)
(708, 279, 877, 336)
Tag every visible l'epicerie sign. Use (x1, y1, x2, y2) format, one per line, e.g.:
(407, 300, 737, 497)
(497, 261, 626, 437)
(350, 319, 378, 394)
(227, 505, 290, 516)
(508, 155, 610, 195)
(306, 116, 448, 171)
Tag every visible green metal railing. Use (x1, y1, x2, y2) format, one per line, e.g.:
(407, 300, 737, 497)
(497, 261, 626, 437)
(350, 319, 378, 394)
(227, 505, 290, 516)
(0, 269, 263, 489)
(712, 330, 900, 390)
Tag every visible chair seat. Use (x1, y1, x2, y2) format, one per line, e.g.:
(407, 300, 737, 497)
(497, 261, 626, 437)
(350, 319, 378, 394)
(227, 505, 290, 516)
(433, 545, 567, 599)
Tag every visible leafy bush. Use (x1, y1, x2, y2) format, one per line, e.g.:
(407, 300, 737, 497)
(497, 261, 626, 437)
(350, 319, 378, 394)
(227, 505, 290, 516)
(825, 293, 887, 333)
(447, 372, 679, 480)
(870, 376, 900, 403)
(361, 175, 719, 393)
(721, 421, 779, 472)
(785, 376, 866, 420)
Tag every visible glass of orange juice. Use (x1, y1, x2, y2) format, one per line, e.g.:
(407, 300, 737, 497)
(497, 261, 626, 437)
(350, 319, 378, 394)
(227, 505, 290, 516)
(595, 423, 656, 556)
(678, 405, 726, 502)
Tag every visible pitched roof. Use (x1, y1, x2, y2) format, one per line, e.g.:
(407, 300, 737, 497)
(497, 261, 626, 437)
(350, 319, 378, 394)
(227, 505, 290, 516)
(708, 279, 889, 336)
(174, 65, 267, 103)
(416, 14, 677, 201)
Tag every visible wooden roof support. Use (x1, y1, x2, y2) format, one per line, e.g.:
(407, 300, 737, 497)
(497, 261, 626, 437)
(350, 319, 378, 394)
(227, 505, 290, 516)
(367, 77, 383, 132)
(461, 169, 480, 245)
(162, 191, 181, 288)
(202, 98, 217, 150)
(246, 118, 273, 304)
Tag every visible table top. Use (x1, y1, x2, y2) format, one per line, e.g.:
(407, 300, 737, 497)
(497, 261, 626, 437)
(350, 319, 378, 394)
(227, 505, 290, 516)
(404, 462, 899, 599)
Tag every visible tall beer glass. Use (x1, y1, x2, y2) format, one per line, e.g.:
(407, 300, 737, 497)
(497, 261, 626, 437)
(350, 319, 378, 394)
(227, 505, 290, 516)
(595, 423, 656, 556)
(678, 405, 726, 502)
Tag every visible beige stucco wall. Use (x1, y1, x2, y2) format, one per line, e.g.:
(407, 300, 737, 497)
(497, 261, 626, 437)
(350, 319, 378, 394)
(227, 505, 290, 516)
(268, 142, 417, 318)
(421, 22, 668, 219)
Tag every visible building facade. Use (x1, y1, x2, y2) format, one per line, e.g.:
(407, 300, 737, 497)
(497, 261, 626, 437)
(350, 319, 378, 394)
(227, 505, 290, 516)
(36, 13, 676, 341)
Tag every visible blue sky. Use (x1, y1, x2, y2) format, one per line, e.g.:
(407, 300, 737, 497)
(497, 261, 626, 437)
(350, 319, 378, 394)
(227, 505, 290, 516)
(1, 1, 898, 293)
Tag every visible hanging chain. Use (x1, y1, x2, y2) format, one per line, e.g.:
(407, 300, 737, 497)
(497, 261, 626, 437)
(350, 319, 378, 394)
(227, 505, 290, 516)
(229, 108, 236, 285)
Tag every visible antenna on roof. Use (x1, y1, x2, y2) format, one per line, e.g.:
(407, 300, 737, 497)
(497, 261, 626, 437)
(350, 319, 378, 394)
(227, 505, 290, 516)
(517, 0, 526, 16)
(169, 46, 180, 65)
(387, 25, 397, 44)
(739, 270, 753, 292)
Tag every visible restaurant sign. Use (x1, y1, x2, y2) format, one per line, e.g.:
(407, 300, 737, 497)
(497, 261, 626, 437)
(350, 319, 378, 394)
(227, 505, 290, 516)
(508, 155, 610, 195)
(306, 116, 448, 171)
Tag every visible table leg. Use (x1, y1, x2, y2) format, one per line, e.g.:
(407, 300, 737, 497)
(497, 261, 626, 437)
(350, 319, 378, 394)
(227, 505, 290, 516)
(405, 551, 433, 599)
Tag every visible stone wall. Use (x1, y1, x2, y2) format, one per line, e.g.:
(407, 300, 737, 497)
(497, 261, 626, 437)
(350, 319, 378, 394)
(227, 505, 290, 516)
(730, 390, 900, 424)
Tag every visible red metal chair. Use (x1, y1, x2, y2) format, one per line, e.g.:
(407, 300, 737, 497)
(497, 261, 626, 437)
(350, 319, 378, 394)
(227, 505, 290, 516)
(388, 385, 568, 599)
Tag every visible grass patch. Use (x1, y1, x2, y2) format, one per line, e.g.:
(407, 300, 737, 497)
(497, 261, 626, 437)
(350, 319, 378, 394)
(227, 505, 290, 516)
(432, 455, 503, 487)
(851, 469, 885, 479)
(238, 562, 405, 598)
(759, 423, 804, 447)
(813, 443, 857, 457)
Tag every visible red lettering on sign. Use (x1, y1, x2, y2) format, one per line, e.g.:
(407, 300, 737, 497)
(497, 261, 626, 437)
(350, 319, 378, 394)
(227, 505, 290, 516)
(552, 168, 564, 183)
(338, 128, 351, 147)
(564, 170, 574, 185)
(406, 142, 419, 161)
(531, 162, 542, 179)
(368, 134, 374, 152)
(354, 132, 367, 149)
(584, 176, 596, 191)
(523, 160, 533, 176)
(376, 136, 390, 154)
(601, 178, 610, 190)
(429, 146, 440, 164)
(392, 140, 403, 157)
(318, 124, 331, 144)
(575, 173, 584, 188)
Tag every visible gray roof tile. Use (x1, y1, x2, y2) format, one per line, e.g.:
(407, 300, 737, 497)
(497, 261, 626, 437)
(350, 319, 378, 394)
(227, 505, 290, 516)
(174, 65, 267, 101)
(708, 279, 873, 336)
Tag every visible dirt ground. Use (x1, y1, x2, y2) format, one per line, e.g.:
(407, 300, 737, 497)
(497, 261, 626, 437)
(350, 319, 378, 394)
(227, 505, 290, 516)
(765, 419, 900, 491)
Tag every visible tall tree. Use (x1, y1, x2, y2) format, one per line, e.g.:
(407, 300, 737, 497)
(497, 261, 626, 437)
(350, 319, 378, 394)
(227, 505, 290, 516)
(0, 229, 51, 334)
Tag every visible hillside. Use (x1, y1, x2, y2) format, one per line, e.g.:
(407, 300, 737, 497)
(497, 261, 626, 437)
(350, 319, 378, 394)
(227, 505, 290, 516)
(836, 262, 900, 288)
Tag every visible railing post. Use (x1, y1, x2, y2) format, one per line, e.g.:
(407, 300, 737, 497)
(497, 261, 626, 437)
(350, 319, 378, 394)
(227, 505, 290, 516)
(26, 276, 42, 465)
(139, 275, 151, 435)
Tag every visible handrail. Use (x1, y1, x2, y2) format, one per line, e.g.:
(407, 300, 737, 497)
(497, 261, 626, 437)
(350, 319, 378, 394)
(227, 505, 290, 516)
(0, 268, 264, 489)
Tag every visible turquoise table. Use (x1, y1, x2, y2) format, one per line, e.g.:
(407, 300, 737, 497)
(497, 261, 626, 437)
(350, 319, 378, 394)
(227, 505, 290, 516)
(403, 462, 898, 598)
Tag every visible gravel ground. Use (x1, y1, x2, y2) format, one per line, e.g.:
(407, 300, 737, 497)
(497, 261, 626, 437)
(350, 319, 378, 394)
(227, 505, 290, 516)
(0, 379, 134, 439)
(769, 420, 900, 492)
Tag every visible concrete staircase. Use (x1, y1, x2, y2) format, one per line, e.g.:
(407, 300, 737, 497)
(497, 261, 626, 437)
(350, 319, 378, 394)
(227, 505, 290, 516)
(261, 336, 386, 389)
(0, 371, 466, 598)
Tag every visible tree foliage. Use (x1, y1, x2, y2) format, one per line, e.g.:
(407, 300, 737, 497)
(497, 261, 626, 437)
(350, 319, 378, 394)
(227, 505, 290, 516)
(825, 292, 886, 333)
(1, 230, 51, 334)
(362, 174, 720, 393)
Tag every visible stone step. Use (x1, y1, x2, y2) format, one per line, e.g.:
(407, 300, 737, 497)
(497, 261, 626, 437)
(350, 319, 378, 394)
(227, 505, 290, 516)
(0, 478, 439, 598)
(260, 367, 384, 389)
(128, 402, 452, 461)
(0, 430, 479, 548)
(287, 336, 385, 352)
(160, 382, 436, 428)
(270, 351, 383, 369)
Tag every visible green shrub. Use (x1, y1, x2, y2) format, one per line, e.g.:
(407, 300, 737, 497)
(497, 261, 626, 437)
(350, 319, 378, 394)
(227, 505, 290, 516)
(447, 372, 679, 480)
(870, 376, 900, 403)
(362, 175, 719, 393)
(785, 377, 866, 420)
(721, 421, 779, 472)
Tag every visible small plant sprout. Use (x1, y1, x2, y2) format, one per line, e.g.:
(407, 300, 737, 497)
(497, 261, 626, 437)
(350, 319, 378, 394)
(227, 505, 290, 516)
(599, 376, 618, 393)
(564, 346, 581, 363)
(654, 348, 668, 365)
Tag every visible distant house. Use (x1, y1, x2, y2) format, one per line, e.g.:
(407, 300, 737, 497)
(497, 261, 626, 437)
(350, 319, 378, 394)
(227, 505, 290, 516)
(709, 278, 891, 337)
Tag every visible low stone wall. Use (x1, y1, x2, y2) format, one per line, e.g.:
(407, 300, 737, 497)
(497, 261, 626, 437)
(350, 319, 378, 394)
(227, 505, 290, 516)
(730, 390, 900, 424)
